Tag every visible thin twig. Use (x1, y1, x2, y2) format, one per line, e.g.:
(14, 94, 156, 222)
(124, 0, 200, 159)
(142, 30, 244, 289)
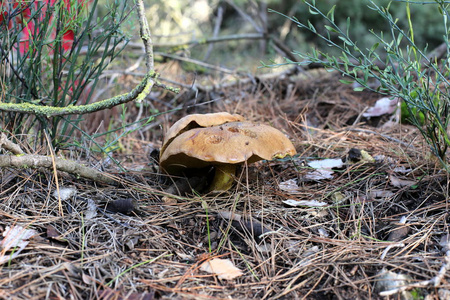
(89, 33, 267, 51)
(157, 52, 236, 74)
(225, 0, 262, 33)
(204, 5, 224, 61)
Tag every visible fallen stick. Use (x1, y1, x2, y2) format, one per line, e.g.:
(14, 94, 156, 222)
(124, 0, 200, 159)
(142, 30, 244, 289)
(0, 154, 116, 185)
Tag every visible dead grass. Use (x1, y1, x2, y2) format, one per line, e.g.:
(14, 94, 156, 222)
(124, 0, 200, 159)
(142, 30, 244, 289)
(1, 63, 450, 300)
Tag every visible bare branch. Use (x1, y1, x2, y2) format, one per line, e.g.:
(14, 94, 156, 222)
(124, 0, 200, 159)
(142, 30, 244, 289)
(0, 133, 24, 155)
(0, 154, 116, 185)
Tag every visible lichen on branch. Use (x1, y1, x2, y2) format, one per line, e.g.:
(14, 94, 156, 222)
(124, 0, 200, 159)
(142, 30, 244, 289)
(0, 71, 156, 117)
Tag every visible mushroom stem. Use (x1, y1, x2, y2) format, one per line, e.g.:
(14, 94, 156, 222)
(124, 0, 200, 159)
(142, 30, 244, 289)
(208, 164, 237, 192)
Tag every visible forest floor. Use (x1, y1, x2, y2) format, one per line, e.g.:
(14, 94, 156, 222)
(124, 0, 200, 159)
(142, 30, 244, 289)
(1, 58, 450, 300)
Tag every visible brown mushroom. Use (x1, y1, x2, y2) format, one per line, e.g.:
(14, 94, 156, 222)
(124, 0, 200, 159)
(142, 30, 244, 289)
(161, 112, 244, 155)
(159, 121, 296, 191)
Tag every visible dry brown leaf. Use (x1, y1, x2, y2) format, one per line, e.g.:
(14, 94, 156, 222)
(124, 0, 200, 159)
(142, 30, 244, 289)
(387, 220, 410, 242)
(46, 225, 60, 239)
(200, 258, 243, 280)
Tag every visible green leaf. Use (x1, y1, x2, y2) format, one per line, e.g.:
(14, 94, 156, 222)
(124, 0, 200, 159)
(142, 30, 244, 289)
(341, 52, 349, 63)
(338, 36, 353, 46)
(339, 79, 354, 85)
(324, 25, 338, 33)
(327, 5, 336, 22)
(370, 42, 379, 53)
(308, 5, 319, 15)
(346, 17, 351, 36)
(307, 20, 317, 33)
(354, 87, 365, 92)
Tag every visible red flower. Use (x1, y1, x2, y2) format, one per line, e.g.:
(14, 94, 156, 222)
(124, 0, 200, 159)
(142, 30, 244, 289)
(62, 30, 74, 52)
(1, 0, 89, 55)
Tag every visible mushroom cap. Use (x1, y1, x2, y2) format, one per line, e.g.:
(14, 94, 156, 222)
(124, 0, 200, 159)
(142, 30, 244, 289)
(161, 112, 244, 155)
(159, 121, 297, 175)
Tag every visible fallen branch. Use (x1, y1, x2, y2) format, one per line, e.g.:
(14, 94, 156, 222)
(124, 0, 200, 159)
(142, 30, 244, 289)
(0, 133, 24, 155)
(152, 33, 265, 49)
(157, 52, 236, 74)
(1, 124, 108, 187)
(0, 154, 116, 185)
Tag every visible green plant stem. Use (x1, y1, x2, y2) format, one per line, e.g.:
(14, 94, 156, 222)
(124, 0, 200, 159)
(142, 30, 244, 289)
(107, 252, 171, 287)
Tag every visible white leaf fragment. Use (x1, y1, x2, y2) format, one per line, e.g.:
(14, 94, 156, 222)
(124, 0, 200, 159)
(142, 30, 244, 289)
(368, 189, 395, 198)
(200, 258, 243, 280)
(376, 269, 414, 298)
(279, 179, 300, 193)
(318, 227, 329, 238)
(304, 169, 334, 180)
(393, 166, 412, 174)
(362, 97, 399, 117)
(283, 199, 328, 207)
(84, 199, 98, 220)
(0, 225, 38, 264)
(304, 158, 343, 180)
(439, 234, 450, 252)
(389, 174, 417, 187)
(308, 158, 344, 169)
(53, 187, 77, 201)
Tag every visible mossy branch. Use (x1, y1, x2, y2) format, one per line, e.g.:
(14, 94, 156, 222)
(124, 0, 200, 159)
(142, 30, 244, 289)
(135, 0, 154, 72)
(0, 71, 156, 117)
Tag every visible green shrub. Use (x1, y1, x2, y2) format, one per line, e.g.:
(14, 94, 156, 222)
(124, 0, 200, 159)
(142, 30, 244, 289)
(0, 0, 131, 150)
(268, 0, 450, 171)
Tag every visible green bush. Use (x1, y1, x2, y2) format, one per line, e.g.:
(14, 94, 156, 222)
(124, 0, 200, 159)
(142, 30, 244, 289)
(0, 0, 131, 150)
(268, 0, 450, 171)
(296, 0, 444, 56)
